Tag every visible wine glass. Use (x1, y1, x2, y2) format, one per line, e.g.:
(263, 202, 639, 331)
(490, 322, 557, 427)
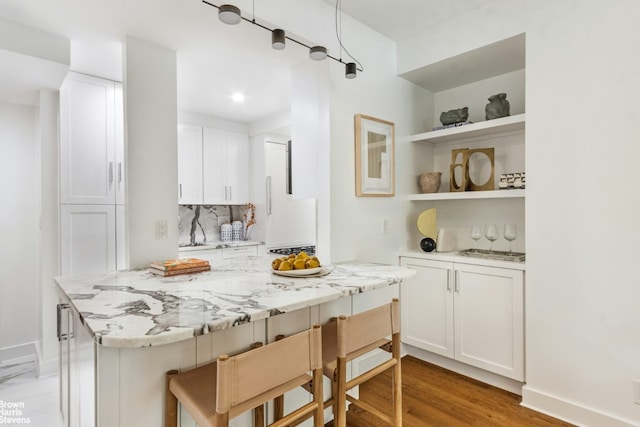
(470, 225, 482, 251)
(504, 224, 517, 254)
(484, 224, 498, 252)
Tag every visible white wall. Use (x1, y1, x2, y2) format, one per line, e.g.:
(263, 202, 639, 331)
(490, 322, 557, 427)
(400, 0, 640, 425)
(125, 37, 179, 268)
(0, 103, 40, 352)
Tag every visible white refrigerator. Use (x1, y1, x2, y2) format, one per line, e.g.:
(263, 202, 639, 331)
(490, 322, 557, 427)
(265, 141, 316, 249)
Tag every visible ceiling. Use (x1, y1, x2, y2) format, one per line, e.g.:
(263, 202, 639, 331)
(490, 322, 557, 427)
(0, 0, 494, 125)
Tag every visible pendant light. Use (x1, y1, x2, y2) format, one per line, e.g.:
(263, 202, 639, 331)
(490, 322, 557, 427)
(218, 4, 241, 25)
(272, 29, 286, 50)
(345, 62, 357, 79)
(309, 46, 328, 61)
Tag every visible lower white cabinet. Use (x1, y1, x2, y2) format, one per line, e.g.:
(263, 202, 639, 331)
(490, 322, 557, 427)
(400, 256, 524, 381)
(57, 300, 96, 427)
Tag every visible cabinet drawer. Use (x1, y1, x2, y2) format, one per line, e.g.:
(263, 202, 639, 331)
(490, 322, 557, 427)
(222, 245, 258, 259)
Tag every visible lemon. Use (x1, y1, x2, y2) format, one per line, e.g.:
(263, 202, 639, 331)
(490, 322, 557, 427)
(278, 260, 293, 271)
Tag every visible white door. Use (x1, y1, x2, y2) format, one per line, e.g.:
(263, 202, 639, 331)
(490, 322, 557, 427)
(60, 205, 116, 275)
(202, 128, 226, 203)
(178, 124, 203, 204)
(265, 142, 315, 247)
(400, 258, 454, 358)
(60, 72, 116, 205)
(225, 131, 249, 204)
(454, 263, 524, 380)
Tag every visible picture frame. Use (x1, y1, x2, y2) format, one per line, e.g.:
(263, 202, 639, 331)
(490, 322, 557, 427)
(354, 114, 395, 197)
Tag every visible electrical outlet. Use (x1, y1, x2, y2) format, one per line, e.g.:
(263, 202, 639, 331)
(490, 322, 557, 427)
(156, 220, 168, 240)
(633, 379, 640, 405)
(381, 219, 389, 235)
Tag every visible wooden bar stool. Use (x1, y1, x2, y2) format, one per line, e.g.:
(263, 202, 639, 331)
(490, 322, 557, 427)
(322, 298, 402, 427)
(165, 325, 324, 427)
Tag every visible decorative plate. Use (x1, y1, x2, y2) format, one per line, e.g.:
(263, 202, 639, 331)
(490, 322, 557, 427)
(271, 266, 331, 278)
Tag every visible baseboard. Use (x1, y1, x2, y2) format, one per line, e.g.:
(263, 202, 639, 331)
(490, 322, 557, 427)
(402, 344, 524, 395)
(0, 342, 38, 367)
(522, 386, 638, 427)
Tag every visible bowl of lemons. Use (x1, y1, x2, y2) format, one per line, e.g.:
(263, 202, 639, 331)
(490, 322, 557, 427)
(271, 251, 325, 277)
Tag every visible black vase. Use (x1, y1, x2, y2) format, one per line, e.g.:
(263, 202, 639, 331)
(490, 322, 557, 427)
(420, 237, 436, 252)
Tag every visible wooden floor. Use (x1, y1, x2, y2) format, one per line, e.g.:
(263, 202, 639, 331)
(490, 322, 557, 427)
(327, 356, 574, 427)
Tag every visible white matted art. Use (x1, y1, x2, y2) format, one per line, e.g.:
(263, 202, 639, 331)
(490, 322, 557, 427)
(354, 114, 395, 197)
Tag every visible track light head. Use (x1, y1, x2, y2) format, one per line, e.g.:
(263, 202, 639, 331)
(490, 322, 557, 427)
(309, 46, 328, 61)
(218, 4, 241, 25)
(272, 29, 286, 50)
(345, 62, 357, 79)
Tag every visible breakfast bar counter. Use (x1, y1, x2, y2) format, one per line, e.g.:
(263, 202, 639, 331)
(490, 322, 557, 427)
(54, 256, 414, 427)
(55, 255, 414, 348)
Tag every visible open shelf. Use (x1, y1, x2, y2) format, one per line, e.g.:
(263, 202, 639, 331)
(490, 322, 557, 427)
(407, 189, 525, 201)
(410, 114, 525, 145)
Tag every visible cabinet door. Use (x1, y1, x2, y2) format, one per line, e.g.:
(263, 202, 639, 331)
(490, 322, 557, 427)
(58, 303, 73, 427)
(178, 124, 203, 204)
(225, 131, 249, 204)
(202, 128, 226, 203)
(114, 82, 125, 205)
(400, 258, 454, 358)
(74, 308, 96, 426)
(453, 263, 524, 380)
(60, 72, 116, 205)
(116, 204, 127, 271)
(60, 205, 116, 275)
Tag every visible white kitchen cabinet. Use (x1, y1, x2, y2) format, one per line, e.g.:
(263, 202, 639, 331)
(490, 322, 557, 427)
(177, 125, 249, 205)
(400, 256, 524, 381)
(203, 128, 249, 204)
(178, 123, 203, 204)
(59, 72, 126, 275)
(60, 72, 124, 205)
(57, 300, 96, 427)
(60, 205, 116, 275)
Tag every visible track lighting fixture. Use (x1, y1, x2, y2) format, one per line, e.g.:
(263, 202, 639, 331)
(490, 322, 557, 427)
(271, 29, 286, 50)
(218, 4, 242, 25)
(309, 46, 328, 61)
(202, 0, 363, 78)
(345, 62, 357, 79)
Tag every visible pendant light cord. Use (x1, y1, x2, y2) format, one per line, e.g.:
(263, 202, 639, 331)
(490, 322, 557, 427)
(335, 0, 363, 72)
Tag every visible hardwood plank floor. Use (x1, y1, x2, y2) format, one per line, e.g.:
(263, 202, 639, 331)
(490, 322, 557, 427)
(327, 356, 574, 427)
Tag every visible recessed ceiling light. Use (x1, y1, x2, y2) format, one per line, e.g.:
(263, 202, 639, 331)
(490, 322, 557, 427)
(231, 93, 245, 103)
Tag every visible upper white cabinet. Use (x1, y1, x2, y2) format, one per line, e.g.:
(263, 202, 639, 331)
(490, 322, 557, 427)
(177, 124, 203, 204)
(203, 128, 248, 204)
(177, 124, 249, 205)
(60, 72, 124, 205)
(400, 255, 524, 381)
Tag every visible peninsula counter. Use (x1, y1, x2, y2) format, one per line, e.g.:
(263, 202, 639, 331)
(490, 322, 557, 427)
(55, 255, 414, 427)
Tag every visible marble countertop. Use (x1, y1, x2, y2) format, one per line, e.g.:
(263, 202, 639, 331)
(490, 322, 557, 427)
(55, 256, 414, 348)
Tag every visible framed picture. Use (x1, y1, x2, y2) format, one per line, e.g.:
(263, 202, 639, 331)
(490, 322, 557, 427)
(355, 114, 395, 197)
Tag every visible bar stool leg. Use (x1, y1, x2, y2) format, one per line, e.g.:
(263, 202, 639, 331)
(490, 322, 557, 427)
(165, 370, 179, 427)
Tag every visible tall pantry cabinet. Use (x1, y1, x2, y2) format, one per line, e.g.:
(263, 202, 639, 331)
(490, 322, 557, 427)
(59, 72, 126, 275)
